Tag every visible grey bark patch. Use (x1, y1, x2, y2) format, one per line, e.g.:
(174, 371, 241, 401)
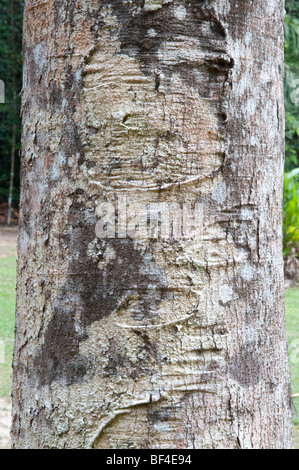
(226, 1, 255, 40)
(104, 338, 133, 377)
(229, 348, 262, 388)
(104, 335, 160, 380)
(33, 197, 168, 386)
(132, 331, 160, 364)
(147, 405, 175, 424)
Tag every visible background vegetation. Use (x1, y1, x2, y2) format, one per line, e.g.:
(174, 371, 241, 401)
(285, 0, 299, 170)
(0, 0, 22, 207)
(283, 1, 299, 269)
(0, 256, 15, 397)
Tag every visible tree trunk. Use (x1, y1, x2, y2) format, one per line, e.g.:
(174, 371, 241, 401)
(12, 0, 291, 449)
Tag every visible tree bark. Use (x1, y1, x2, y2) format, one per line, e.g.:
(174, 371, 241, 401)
(12, 0, 291, 449)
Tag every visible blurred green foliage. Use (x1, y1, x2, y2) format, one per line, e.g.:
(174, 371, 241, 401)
(285, 0, 299, 171)
(0, 0, 23, 207)
(283, 169, 299, 256)
(284, 2, 299, 256)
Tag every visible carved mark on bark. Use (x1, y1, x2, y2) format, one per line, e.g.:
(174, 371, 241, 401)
(111, 0, 229, 90)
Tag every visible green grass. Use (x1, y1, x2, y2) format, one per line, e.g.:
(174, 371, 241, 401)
(0, 256, 298, 447)
(285, 287, 299, 447)
(285, 288, 299, 411)
(0, 256, 16, 398)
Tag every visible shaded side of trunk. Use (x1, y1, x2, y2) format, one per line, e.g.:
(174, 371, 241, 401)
(12, 0, 291, 449)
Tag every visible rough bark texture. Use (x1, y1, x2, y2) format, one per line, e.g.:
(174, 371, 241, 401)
(12, 0, 291, 449)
